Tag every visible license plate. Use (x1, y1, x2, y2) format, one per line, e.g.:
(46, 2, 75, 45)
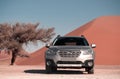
(57, 64, 82, 67)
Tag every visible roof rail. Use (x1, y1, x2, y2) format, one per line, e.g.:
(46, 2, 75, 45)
(81, 35, 87, 39)
(51, 35, 61, 44)
(56, 35, 61, 38)
(81, 35, 84, 37)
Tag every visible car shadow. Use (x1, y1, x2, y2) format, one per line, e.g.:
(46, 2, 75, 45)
(24, 69, 85, 74)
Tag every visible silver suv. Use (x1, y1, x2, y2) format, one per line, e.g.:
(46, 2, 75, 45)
(45, 35, 96, 74)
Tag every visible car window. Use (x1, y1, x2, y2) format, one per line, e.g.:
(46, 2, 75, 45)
(53, 37, 89, 46)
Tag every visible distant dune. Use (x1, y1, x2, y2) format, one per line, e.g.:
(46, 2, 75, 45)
(15, 47, 46, 65)
(14, 16, 120, 65)
(0, 51, 11, 65)
(67, 16, 120, 65)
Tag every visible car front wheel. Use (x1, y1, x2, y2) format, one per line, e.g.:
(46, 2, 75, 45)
(85, 67, 94, 74)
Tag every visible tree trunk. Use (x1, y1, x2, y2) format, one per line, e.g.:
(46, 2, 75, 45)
(10, 49, 18, 65)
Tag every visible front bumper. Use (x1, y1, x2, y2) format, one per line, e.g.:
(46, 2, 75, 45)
(45, 50, 94, 68)
(46, 59, 94, 68)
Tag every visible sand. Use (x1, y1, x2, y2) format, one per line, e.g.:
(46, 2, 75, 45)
(0, 65, 120, 79)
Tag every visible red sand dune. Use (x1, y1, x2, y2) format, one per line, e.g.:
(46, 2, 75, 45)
(67, 16, 120, 65)
(0, 51, 12, 65)
(15, 47, 46, 65)
(0, 50, 29, 65)
(16, 16, 120, 65)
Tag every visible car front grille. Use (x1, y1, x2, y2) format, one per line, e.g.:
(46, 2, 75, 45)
(58, 50, 81, 57)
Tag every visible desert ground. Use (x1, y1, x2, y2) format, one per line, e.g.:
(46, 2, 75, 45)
(0, 65, 120, 79)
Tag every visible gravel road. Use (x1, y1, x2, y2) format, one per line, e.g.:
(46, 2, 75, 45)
(0, 65, 120, 79)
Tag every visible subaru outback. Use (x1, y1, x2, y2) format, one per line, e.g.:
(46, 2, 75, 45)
(45, 35, 96, 74)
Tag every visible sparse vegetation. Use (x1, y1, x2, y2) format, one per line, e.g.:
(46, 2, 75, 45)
(0, 23, 55, 65)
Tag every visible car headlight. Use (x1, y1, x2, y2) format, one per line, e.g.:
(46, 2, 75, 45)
(81, 49, 92, 55)
(46, 50, 56, 55)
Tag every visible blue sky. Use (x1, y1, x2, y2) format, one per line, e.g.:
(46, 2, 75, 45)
(0, 0, 120, 52)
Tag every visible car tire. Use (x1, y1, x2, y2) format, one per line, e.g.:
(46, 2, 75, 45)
(86, 67, 94, 74)
(46, 64, 57, 73)
(46, 65, 52, 73)
(52, 66, 57, 72)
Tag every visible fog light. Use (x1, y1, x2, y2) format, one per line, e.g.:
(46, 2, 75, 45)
(47, 61, 51, 66)
(88, 61, 93, 66)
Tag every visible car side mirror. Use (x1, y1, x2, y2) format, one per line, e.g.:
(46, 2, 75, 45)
(46, 43, 50, 48)
(91, 44, 96, 48)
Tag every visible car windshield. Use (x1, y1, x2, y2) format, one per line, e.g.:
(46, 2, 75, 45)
(53, 37, 89, 46)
